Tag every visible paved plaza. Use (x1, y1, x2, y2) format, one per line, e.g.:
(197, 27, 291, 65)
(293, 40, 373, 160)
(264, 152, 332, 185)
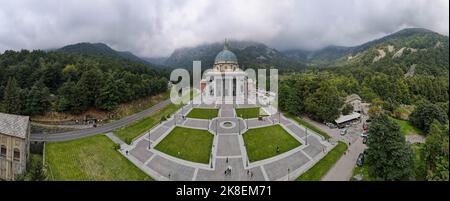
(113, 98, 335, 181)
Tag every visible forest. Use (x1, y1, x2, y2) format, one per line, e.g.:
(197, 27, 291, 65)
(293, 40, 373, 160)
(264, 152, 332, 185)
(278, 53, 448, 181)
(0, 50, 168, 115)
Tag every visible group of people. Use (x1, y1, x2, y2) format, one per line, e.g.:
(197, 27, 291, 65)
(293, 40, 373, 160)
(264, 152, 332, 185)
(224, 166, 232, 175)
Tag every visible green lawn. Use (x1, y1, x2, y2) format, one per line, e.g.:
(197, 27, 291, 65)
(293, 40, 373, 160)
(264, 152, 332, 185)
(114, 103, 182, 144)
(186, 108, 219, 119)
(297, 141, 348, 181)
(351, 163, 375, 181)
(243, 125, 301, 162)
(114, 88, 197, 144)
(284, 113, 331, 140)
(236, 107, 268, 119)
(391, 118, 424, 136)
(45, 135, 152, 181)
(155, 127, 214, 164)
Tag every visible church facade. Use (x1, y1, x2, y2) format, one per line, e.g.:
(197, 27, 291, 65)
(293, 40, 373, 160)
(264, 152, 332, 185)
(200, 42, 255, 103)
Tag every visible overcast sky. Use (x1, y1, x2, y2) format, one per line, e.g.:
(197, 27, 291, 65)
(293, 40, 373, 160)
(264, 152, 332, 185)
(0, 0, 448, 57)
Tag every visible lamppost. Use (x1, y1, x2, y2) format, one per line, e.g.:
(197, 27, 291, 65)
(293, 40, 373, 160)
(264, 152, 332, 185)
(238, 118, 241, 135)
(210, 153, 213, 168)
(305, 128, 308, 145)
(278, 112, 281, 124)
(287, 168, 290, 181)
(245, 113, 247, 129)
(148, 132, 151, 149)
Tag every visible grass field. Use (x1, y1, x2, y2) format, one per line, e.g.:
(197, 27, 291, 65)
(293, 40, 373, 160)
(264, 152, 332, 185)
(243, 125, 301, 162)
(391, 118, 424, 136)
(114, 103, 182, 144)
(45, 135, 152, 181)
(112, 91, 170, 121)
(186, 108, 219, 119)
(297, 141, 348, 181)
(155, 127, 214, 164)
(351, 163, 374, 181)
(284, 113, 331, 140)
(236, 107, 268, 119)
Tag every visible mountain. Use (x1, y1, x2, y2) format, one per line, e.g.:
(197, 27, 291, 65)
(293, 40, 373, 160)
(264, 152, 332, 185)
(142, 57, 168, 66)
(284, 28, 449, 73)
(164, 40, 306, 72)
(56, 42, 152, 65)
(284, 45, 352, 65)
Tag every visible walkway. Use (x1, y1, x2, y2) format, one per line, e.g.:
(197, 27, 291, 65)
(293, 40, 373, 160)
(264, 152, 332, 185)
(121, 97, 335, 181)
(300, 116, 367, 181)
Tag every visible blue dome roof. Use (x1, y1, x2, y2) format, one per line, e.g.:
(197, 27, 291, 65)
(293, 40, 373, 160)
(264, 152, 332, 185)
(215, 50, 237, 63)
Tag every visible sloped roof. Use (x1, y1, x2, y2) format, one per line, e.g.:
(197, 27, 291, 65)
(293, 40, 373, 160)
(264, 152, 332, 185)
(335, 112, 361, 124)
(346, 94, 362, 103)
(0, 113, 30, 139)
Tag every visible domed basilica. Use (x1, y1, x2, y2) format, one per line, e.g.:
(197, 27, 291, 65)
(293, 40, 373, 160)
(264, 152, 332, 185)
(200, 40, 255, 103)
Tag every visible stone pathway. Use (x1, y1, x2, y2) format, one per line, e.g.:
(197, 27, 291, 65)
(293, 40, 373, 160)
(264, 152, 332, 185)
(300, 116, 367, 181)
(406, 134, 425, 144)
(115, 98, 334, 181)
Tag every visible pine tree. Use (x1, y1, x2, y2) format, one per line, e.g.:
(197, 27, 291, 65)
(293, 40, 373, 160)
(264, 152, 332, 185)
(1, 77, 21, 114)
(26, 82, 51, 115)
(96, 73, 120, 111)
(366, 114, 415, 180)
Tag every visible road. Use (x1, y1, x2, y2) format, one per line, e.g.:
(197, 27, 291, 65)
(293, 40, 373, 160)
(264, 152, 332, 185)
(31, 99, 172, 142)
(301, 116, 366, 181)
(322, 137, 366, 181)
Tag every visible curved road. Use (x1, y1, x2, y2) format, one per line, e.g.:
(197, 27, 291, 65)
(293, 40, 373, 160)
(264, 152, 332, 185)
(31, 99, 172, 142)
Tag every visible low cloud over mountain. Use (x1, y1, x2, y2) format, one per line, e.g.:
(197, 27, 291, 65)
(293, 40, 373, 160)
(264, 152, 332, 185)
(0, 0, 448, 57)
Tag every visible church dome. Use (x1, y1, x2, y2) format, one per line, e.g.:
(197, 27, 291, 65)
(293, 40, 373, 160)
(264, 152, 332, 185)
(214, 49, 238, 63)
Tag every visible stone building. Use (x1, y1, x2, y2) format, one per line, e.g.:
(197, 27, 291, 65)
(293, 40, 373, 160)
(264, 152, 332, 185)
(0, 113, 31, 181)
(200, 41, 255, 103)
(345, 94, 362, 113)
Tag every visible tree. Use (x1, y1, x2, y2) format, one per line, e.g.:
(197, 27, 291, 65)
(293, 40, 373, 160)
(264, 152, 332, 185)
(26, 82, 51, 115)
(409, 101, 448, 132)
(305, 83, 343, 122)
(366, 114, 415, 180)
(24, 155, 46, 181)
(368, 98, 384, 118)
(423, 121, 449, 181)
(56, 81, 87, 114)
(96, 72, 120, 111)
(342, 103, 353, 115)
(1, 77, 21, 114)
(78, 68, 104, 106)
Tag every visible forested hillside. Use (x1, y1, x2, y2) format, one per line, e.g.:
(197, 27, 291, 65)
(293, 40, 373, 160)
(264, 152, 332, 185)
(285, 28, 449, 74)
(164, 40, 306, 72)
(0, 50, 168, 115)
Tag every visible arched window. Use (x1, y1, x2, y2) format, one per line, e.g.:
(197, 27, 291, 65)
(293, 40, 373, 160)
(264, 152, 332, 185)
(0, 145, 6, 157)
(13, 148, 20, 162)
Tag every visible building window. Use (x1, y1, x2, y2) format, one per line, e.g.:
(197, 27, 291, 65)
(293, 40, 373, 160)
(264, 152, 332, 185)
(13, 148, 20, 162)
(0, 145, 6, 158)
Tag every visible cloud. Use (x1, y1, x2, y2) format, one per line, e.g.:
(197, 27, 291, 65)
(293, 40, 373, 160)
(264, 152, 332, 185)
(0, 0, 448, 57)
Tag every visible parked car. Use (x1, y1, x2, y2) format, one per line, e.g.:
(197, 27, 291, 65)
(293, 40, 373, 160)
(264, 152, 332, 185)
(362, 136, 368, 144)
(361, 132, 369, 138)
(357, 153, 365, 167)
(325, 122, 337, 129)
(340, 128, 348, 136)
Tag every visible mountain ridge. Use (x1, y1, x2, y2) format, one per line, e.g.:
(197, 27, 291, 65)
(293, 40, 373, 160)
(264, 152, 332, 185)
(56, 42, 154, 66)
